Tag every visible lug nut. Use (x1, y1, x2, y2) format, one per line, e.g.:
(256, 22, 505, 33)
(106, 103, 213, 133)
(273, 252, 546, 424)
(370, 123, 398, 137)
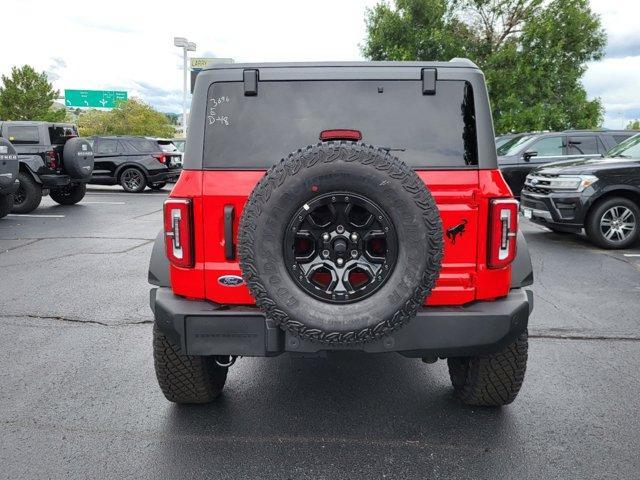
(350, 232, 358, 242)
(336, 225, 345, 234)
(322, 249, 330, 258)
(322, 232, 330, 241)
(350, 250, 358, 258)
(336, 258, 344, 267)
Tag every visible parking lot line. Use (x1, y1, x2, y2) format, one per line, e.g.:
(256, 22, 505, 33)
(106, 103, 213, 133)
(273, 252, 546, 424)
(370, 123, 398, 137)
(623, 254, 640, 257)
(7, 214, 66, 218)
(79, 201, 126, 205)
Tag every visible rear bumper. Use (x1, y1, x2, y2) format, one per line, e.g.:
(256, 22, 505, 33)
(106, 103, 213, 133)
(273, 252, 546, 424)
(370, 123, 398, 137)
(39, 174, 88, 188)
(150, 287, 533, 358)
(148, 169, 181, 184)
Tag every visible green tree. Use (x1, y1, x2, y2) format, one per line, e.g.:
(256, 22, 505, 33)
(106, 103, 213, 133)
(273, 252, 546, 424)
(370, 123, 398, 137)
(627, 119, 640, 130)
(0, 65, 65, 121)
(77, 99, 175, 137)
(362, 0, 606, 133)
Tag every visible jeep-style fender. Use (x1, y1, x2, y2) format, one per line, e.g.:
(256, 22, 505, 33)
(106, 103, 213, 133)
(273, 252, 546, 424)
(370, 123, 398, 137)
(148, 231, 170, 287)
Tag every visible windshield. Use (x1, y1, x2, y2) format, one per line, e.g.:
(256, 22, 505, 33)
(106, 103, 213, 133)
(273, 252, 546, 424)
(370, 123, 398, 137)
(606, 133, 640, 158)
(497, 134, 533, 156)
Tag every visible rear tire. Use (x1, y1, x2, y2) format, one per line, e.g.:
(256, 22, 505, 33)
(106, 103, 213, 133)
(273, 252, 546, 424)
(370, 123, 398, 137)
(447, 331, 528, 407)
(0, 194, 13, 218)
(119, 167, 147, 193)
(150, 181, 167, 190)
(12, 172, 42, 214)
(585, 197, 639, 249)
(153, 325, 228, 404)
(50, 183, 87, 205)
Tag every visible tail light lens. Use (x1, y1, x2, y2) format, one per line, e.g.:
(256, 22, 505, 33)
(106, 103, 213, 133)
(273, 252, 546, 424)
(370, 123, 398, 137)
(46, 151, 58, 169)
(163, 198, 194, 268)
(488, 199, 518, 268)
(320, 129, 362, 141)
(154, 154, 166, 164)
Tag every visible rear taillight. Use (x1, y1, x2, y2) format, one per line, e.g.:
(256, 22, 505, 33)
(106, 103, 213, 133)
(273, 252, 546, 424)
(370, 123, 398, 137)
(46, 151, 58, 169)
(488, 199, 518, 269)
(154, 154, 166, 164)
(320, 129, 362, 141)
(163, 198, 194, 268)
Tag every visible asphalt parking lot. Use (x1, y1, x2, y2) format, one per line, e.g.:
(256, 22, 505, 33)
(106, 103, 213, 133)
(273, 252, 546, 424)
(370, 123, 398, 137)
(1, 187, 640, 480)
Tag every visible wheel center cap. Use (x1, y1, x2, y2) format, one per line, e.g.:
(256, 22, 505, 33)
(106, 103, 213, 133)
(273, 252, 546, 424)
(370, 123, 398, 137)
(333, 238, 348, 254)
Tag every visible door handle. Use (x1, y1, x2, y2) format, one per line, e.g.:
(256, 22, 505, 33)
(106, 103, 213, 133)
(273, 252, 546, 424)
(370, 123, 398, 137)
(224, 205, 235, 260)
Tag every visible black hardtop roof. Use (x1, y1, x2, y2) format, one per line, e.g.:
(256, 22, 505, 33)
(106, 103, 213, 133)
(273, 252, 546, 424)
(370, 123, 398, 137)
(200, 59, 479, 72)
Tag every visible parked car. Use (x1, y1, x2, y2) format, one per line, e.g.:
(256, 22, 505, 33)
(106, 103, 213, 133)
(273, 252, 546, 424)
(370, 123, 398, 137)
(495, 133, 522, 150)
(0, 137, 19, 218)
(153, 138, 183, 166)
(0, 121, 94, 213)
(521, 133, 640, 249)
(148, 60, 534, 407)
(498, 130, 636, 197)
(88, 136, 182, 192)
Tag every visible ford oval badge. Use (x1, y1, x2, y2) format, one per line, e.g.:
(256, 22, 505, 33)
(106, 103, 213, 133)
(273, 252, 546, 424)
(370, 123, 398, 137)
(218, 275, 245, 287)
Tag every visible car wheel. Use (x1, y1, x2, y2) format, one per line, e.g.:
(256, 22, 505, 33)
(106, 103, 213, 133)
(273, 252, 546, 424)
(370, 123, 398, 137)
(586, 197, 639, 249)
(153, 325, 228, 404)
(149, 181, 167, 190)
(0, 194, 13, 218)
(50, 183, 87, 205)
(12, 172, 43, 214)
(447, 331, 528, 406)
(119, 167, 147, 193)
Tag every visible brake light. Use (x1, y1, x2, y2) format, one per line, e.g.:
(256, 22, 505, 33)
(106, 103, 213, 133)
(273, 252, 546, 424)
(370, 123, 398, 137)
(46, 151, 58, 169)
(320, 129, 362, 141)
(488, 199, 518, 268)
(154, 154, 166, 164)
(163, 198, 194, 268)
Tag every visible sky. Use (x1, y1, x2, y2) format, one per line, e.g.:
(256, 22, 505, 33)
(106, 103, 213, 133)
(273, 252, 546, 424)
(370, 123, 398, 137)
(2, 0, 639, 128)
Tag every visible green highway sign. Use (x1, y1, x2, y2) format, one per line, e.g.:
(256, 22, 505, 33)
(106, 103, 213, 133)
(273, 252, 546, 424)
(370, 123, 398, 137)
(64, 89, 128, 108)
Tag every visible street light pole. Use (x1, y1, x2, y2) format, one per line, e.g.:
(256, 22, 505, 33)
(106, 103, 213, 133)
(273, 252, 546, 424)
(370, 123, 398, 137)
(174, 37, 196, 136)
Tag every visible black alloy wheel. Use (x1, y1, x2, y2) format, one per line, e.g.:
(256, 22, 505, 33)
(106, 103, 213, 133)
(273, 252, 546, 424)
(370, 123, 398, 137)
(284, 192, 398, 304)
(120, 168, 147, 193)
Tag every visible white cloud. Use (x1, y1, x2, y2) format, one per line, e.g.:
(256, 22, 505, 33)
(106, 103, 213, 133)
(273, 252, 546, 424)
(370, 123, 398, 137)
(1, 0, 638, 128)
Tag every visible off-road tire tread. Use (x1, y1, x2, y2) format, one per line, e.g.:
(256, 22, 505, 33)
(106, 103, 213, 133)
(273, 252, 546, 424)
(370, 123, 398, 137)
(12, 172, 42, 214)
(0, 194, 13, 218)
(153, 325, 227, 404)
(447, 331, 528, 406)
(50, 184, 87, 205)
(238, 141, 443, 345)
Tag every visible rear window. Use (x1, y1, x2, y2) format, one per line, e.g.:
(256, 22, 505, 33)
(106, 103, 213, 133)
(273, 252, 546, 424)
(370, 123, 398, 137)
(5, 126, 39, 144)
(49, 125, 78, 145)
(204, 80, 478, 169)
(157, 141, 178, 153)
(120, 139, 159, 153)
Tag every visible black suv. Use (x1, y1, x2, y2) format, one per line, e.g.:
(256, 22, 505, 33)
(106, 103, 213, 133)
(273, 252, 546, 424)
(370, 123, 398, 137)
(0, 121, 94, 213)
(521, 133, 640, 249)
(88, 136, 182, 192)
(498, 130, 636, 197)
(0, 138, 19, 218)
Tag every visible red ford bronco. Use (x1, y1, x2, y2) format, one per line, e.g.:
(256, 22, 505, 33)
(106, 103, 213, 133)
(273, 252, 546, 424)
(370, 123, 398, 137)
(148, 60, 534, 406)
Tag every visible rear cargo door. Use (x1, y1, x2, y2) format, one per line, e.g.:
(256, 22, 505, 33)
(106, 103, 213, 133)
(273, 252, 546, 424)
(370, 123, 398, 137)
(202, 70, 481, 306)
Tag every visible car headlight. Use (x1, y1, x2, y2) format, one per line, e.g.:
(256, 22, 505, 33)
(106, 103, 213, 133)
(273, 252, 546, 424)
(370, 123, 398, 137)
(525, 174, 598, 192)
(549, 175, 598, 191)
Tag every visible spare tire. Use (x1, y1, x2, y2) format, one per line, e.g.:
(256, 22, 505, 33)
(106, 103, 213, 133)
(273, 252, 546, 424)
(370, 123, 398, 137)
(62, 137, 94, 180)
(238, 142, 443, 344)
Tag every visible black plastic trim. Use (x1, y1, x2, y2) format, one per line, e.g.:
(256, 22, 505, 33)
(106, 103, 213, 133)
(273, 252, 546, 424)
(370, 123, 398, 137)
(421, 68, 437, 95)
(224, 205, 235, 260)
(150, 287, 532, 358)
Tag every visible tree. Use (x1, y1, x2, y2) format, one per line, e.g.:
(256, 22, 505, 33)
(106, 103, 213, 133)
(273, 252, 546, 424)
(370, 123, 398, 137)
(627, 120, 640, 130)
(362, 0, 606, 133)
(77, 99, 175, 137)
(0, 65, 65, 121)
